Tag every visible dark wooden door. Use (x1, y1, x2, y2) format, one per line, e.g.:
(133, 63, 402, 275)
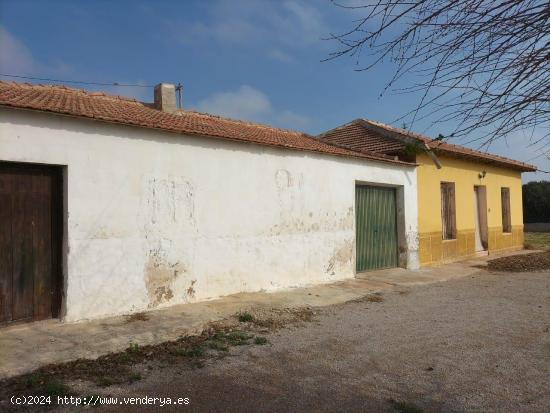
(355, 185, 398, 272)
(0, 163, 62, 324)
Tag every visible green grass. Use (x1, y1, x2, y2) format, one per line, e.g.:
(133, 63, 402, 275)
(254, 336, 268, 345)
(184, 344, 206, 358)
(225, 331, 252, 345)
(238, 311, 254, 322)
(207, 340, 229, 352)
(24, 373, 71, 396)
(128, 372, 142, 383)
(42, 379, 71, 396)
(97, 377, 115, 387)
(524, 232, 550, 250)
(127, 342, 140, 353)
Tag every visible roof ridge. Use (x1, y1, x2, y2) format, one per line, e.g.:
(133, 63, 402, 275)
(361, 119, 431, 143)
(178, 109, 306, 136)
(0, 81, 311, 136)
(360, 118, 536, 170)
(0, 80, 141, 104)
(316, 118, 363, 138)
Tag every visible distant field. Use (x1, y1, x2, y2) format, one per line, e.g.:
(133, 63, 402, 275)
(524, 232, 550, 250)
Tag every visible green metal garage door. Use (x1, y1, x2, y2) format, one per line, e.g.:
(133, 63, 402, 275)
(355, 185, 398, 272)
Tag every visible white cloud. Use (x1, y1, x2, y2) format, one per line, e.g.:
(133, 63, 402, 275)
(171, 0, 326, 59)
(268, 49, 294, 63)
(0, 26, 37, 74)
(275, 110, 311, 131)
(0, 26, 73, 77)
(196, 85, 310, 130)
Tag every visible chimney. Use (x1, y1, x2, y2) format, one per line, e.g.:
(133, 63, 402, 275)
(154, 83, 177, 113)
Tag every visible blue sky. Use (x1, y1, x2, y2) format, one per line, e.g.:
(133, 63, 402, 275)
(0, 0, 547, 181)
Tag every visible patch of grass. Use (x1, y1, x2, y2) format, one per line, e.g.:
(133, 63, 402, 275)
(2, 310, 316, 407)
(128, 372, 142, 383)
(226, 331, 252, 345)
(184, 344, 206, 358)
(212, 330, 227, 340)
(169, 348, 188, 356)
(207, 340, 229, 352)
(389, 399, 423, 413)
(127, 342, 140, 353)
(524, 232, 550, 250)
(254, 336, 268, 345)
(43, 379, 70, 396)
(23, 373, 70, 396)
(238, 311, 254, 322)
(24, 373, 42, 388)
(96, 376, 115, 387)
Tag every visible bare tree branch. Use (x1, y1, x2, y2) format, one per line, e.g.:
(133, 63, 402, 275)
(326, 0, 550, 148)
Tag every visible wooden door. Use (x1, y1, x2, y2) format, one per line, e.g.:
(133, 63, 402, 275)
(355, 185, 398, 272)
(0, 163, 62, 324)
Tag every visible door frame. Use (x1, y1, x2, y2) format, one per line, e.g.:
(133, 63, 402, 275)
(0, 161, 64, 325)
(473, 185, 488, 252)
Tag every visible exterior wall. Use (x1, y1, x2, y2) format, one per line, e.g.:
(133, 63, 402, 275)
(417, 153, 524, 266)
(0, 108, 419, 321)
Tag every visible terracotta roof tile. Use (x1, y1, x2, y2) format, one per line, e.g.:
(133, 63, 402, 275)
(0, 81, 412, 167)
(319, 119, 536, 172)
(318, 120, 405, 154)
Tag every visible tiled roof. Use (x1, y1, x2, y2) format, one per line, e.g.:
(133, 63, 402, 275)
(318, 120, 405, 155)
(319, 119, 537, 172)
(0, 81, 412, 167)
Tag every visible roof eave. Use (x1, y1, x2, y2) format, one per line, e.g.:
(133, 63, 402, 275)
(0, 104, 415, 168)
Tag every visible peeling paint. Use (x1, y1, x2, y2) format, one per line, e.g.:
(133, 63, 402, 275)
(144, 246, 187, 308)
(144, 176, 196, 230)
(186, 279, 197, 298)
(326, 239, 354, 275)
(1, 109, 419, 322)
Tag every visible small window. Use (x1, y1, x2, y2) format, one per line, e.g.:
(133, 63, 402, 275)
(501, 188, 511, 233)
(441, 182, 456, 240)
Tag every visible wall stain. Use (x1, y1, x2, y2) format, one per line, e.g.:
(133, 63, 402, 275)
(186, 279, 197, 298)
(144, 247, 187, 308)
(326, 240, 353, 275)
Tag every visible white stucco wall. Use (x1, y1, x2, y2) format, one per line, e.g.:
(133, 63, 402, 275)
(0, 108, 418, 321)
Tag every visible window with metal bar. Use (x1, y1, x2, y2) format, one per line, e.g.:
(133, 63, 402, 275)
(501, 187, 511, 233)
(441, 182, 456, 240)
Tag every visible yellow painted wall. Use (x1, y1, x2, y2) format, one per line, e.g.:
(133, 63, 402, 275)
(417, 153, 524, 266)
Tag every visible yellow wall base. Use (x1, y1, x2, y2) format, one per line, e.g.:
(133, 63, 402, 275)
(419, 226, 524, 266)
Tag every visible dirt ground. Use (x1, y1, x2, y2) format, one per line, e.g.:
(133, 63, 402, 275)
(32, 269, 546, 413)
(488, 251, 550, 272)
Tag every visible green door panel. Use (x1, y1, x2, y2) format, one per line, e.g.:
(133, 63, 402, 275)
(355, 186, 398, 271)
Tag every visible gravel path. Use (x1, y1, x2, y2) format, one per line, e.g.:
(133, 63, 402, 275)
(75, 270, 550, 412)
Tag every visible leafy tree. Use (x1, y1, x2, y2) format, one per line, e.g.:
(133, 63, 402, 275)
(522, 181, 550, 223)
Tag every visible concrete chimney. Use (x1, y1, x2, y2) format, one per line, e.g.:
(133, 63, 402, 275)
(154, 83, 177, 113)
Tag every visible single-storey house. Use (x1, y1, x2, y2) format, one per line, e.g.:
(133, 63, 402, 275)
(0, 82, 419, 324)
(318, 119, 536, 266)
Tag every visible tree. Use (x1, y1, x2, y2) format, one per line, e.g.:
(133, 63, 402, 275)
(523, 181, 550, 223)
(327, 0, 550, 148)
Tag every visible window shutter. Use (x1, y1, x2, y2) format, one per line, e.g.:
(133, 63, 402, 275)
(441, 182, 457, 240)
(501, 188, 511, 232)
